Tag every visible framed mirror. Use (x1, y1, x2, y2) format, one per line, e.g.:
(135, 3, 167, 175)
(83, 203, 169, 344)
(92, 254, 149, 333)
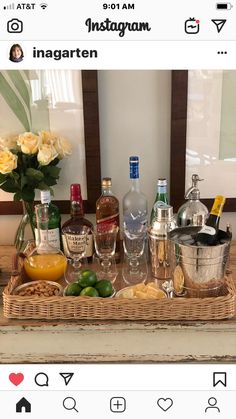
(171, 70, 236, 212)
(0, 70, 101, 215)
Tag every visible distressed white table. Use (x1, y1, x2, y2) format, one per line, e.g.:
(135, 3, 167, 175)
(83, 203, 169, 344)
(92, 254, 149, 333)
(1, 246, 236, 364)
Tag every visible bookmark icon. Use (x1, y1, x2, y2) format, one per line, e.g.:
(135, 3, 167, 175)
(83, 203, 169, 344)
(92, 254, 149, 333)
(59, 372, 74, 386)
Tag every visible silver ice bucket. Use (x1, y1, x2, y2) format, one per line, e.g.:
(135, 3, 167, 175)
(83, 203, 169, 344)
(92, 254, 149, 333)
(169, 227, 231, 296)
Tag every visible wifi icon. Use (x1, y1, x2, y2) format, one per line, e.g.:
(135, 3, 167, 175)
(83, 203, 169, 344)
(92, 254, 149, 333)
(40, 3, 48, 9)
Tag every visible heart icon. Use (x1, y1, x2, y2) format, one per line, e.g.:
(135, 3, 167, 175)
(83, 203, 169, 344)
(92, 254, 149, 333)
(157, 398, 173, 412)
(9, 373, 24, 386)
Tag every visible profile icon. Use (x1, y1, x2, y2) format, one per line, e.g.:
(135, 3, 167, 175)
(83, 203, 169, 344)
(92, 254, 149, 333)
(9, 44, 24, 62)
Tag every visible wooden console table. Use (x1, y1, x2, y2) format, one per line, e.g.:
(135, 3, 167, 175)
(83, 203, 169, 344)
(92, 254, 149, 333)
(1, 245, 236, 364)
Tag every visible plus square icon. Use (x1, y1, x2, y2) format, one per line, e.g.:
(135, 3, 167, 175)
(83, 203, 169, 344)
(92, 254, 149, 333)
(110, 397, 126, 413)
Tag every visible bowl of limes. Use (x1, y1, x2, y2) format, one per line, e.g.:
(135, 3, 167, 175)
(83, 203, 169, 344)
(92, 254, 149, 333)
(63, 269, 116, 298)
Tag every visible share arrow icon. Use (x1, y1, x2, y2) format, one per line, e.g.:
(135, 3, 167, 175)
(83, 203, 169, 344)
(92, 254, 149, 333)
(59, 372, 74, 386)
(212, 19, 227, 33)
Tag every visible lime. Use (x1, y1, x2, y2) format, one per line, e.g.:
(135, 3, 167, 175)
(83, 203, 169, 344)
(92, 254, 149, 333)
(95, 280, 114, 298)
(77, 269, 97, 288)
(80, 286, 99, 297)
(65, 283, 82, 296)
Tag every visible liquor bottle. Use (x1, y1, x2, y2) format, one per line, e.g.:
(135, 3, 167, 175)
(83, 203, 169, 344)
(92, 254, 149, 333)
(195, 195, 226, 245)
(62, 184, 93, 262)
(123, 156, 148, 232)
(33, 190, 62, 249)
(150, 178, 168, 224)
(96, 177, 120, 262)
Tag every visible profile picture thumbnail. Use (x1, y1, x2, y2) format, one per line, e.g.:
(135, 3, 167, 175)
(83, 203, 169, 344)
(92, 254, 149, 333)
(9, 44, 24, 63)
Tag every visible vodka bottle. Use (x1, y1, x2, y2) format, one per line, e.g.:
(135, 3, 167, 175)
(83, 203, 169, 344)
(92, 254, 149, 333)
(123, 156, 148, 233)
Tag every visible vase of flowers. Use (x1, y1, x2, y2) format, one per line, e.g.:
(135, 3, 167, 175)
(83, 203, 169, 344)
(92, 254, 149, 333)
(0, 131, 72, 251)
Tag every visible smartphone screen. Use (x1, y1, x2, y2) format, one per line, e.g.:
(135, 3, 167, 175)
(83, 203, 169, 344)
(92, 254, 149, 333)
(0, 1, 235, 418)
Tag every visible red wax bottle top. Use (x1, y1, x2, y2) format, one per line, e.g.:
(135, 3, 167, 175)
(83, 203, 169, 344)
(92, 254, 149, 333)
(70, 183, 81, 201)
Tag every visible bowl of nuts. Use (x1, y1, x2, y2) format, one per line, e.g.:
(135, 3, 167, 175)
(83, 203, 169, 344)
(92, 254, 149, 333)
(13, 281, 63, 297)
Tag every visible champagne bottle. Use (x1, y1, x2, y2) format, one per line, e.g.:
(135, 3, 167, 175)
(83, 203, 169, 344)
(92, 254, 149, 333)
(195, 195, 226, 245)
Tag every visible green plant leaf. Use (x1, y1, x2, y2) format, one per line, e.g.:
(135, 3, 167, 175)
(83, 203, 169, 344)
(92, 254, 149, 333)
(0, 179, 18, 193)
(6, 71, 31, 121)
(45, 165, 61, 178)
(44, 176, 58, 186)
(21, 187, 35, 201)
(0, 72, 30, 131)
(0, 173, 7, 184)
(26, 168, 44, 181)
(13, 191, 22, 201)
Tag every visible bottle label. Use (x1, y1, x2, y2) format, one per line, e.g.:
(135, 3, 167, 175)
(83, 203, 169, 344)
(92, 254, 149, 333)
(199, 225, 216, 236)
(35, 228, 61, 249)
(153, 201, 167, 210)
(97, 214, 119, 232)
(211, 196, 225, 217)
(157, 186, 167, 194)
(62, 233, 93, 258)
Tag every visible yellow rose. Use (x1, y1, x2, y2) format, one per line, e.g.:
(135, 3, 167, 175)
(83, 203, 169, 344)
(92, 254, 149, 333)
(0, 149, 17, 174)
(17, 132, 40, 154)
(0, 135, 18, 150)
(39, 131, 57, 145)
(37, 143, 58, 165)
(54, 136, 72, 158)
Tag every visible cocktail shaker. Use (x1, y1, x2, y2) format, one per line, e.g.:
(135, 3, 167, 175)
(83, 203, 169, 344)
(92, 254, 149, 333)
(148, 205, 177, 280)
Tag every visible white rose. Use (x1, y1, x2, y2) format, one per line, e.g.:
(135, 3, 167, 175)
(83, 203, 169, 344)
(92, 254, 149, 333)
(54, 136, 72, 158)
(17, 132, 40, 154)
(37, 143, 58, 165)
(39, 130, 57, 145)
(0, 135, 18, 150)
(0, 149, 17, 174)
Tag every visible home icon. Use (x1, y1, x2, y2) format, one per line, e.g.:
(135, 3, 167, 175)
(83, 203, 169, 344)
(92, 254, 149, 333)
(16, 397, 31, 413)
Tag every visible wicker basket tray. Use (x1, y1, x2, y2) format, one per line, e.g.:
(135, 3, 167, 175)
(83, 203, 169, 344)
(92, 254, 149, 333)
(3, 268, 236, 320)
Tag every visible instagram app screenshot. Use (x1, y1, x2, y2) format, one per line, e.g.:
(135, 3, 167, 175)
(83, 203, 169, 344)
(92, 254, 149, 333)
(0, 0, 236, 417)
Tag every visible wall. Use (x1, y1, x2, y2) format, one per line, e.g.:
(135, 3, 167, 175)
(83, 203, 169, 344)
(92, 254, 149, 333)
(0, 70, 234, 243)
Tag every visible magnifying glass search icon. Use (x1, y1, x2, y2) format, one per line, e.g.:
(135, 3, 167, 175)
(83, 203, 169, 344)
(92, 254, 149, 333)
(63, 397, 78, 413)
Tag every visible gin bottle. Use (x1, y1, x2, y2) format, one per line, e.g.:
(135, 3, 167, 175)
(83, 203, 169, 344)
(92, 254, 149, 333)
(34, 190, 62, 249)
(123, 156, 148, 233)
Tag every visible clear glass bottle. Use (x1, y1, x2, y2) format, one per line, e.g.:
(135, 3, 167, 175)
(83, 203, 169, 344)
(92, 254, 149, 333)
(150, 178, 168, 224)
(33, 190, 62, 249)
(24, 204, 67, 282)
(123, 156, 148, 232)
(96, 177, 120, 262)
(62, 184, 94, 262)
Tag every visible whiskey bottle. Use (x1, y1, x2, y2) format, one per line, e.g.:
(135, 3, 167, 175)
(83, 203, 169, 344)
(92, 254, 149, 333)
(195, 195, 226, 245)
(34, 190, 62, 249)
(62, 184, 93, 262)
(150, 178, 168, 224)
(96, 177, 120, 262)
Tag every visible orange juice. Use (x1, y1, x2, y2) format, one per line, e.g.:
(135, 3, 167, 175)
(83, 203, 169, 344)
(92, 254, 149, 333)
(24, 254, 67, 281)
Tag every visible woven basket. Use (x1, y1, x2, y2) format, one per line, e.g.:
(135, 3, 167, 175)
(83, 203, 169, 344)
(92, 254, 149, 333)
(3, 268, 236, 320)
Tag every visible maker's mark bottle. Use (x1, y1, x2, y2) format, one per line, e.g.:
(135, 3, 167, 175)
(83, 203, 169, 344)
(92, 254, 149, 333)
(62, 184, 93, 262)
(195, 195, 226, 245)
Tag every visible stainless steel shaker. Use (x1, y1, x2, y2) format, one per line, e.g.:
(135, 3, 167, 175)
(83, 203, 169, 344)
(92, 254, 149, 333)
(148, 205, 177, 279)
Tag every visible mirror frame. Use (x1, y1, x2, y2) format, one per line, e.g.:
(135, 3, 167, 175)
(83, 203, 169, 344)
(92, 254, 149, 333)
(170, 70, 235, 212)
(0, 70, 101, 215)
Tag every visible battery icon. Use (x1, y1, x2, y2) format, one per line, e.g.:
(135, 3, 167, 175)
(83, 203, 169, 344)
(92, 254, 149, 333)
(216, 2, 233, 9)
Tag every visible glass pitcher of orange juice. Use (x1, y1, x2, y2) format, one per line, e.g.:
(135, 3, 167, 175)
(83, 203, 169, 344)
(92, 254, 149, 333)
(24, 204, 67, 281)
